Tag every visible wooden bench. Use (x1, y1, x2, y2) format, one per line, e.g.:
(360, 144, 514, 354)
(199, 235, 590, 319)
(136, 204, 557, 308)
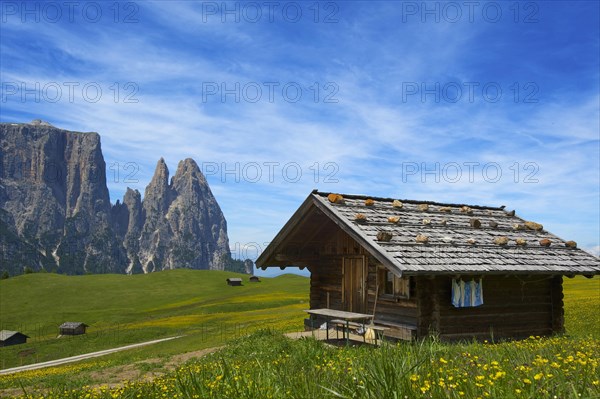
(304, 309, 374, 345)
(374, 320, 417, 341)
(330, 319, 388, 345)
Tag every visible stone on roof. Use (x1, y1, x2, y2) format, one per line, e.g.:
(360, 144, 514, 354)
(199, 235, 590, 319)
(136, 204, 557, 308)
(277, 191, 600, 275)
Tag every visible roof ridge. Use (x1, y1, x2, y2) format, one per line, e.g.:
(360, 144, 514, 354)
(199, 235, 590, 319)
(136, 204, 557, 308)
(314, 190, 505, 211)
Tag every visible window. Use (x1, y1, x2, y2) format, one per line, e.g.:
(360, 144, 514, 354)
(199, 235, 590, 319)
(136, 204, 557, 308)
(378, 267, 411, 299)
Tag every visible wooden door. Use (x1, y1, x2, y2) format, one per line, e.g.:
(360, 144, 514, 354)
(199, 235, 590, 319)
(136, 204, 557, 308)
(342, 256, 367, 313)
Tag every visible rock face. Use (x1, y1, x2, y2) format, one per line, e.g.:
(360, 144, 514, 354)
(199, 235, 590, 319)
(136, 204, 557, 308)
(136, 158, 230, 273)
(0, 121, 232, 275)
(0, 122, 126, 274)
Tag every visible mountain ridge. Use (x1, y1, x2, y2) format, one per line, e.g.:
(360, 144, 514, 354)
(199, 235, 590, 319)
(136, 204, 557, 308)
(0, 120, 247, 275)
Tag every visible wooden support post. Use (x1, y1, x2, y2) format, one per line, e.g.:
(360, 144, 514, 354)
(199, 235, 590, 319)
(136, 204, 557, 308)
(550, 275, 565, 334)
(431, 277, 441, 334)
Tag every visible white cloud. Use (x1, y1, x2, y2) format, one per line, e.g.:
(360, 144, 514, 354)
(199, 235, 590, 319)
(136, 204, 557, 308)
(1, 1, 598, 267)
(585, 246, 600, 258)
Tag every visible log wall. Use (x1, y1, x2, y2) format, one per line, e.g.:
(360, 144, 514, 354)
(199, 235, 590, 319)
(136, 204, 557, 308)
(308, 229, 418, 337)
(417, 275, 564, 341)
(306, 227, 565, 341)
(309, 228, 363, 310)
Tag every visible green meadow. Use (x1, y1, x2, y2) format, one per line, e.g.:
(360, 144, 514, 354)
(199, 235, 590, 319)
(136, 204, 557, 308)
(563, 275, 600, 337)
(0, 270, 308, 371)
(0, 273, 598, 398)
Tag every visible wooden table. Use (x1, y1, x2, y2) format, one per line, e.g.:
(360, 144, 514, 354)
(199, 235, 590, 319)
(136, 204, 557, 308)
(304, 309, 374, 345)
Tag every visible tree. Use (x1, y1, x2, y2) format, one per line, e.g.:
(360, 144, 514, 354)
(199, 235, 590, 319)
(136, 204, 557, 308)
(220, 254, 251, 274)
(1, 271, 9, 280)
(24, 266, 34, 274)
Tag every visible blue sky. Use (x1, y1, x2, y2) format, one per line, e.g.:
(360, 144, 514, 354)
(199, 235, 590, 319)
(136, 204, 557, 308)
(1, 1, 599, 275)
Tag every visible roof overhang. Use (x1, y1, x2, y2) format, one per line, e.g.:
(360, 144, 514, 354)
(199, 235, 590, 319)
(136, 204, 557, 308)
(257, 191, 600, 277)
(256, 191, 405, 275)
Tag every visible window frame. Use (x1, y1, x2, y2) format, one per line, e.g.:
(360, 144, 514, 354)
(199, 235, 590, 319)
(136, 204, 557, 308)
(377, 267, 411, 299)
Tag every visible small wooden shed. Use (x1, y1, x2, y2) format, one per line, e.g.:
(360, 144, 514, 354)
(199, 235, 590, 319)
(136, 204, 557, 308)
(59, 322, 88, 336)
(226, 278, 243, 286)
(249, 276, 261, 283)
(256, 191, 600, 341)
(0, 330, 29, 347)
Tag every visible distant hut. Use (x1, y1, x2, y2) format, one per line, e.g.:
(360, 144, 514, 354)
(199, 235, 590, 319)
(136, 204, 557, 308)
(0, 330, 29, 347)
(226, 278, 243, 286)
(59, 322, 88, 336)
(249, 276, 261, 283)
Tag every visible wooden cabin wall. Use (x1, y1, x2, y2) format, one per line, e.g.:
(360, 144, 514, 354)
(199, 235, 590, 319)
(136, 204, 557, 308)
(309, 257, 343, 310)
(308, 228, 419, 332)
(416, 275, 564, 341)
(365, 259, 418, 327)
(309, 229, 364, 310)
(304, 225, 565, 341)
(550, 276, 565, 334)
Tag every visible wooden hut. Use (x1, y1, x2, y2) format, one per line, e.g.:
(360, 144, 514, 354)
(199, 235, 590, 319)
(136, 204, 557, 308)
(59, 322, 88, 336)
(227, 278, 243, 286)
(0, 330, 29, 347)
(249, 276, 261, 283)
(256, 191, 600, 341)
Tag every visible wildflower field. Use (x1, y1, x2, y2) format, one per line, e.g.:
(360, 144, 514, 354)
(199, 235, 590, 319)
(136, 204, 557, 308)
(0, 270, 308, 370)
(1, 275, 598, 398)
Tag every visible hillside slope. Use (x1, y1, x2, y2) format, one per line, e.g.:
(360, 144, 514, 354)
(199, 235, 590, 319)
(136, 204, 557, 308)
(0, 269, 309, 370)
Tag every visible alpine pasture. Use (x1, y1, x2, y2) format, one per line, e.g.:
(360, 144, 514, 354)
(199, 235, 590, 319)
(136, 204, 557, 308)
(0, 272, 598, 398)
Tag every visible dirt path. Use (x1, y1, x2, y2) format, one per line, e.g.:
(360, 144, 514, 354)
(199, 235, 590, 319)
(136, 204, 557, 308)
(88, 345, 223, 387)
(0, 336, 182, 376)
(0, 344, 223, 398)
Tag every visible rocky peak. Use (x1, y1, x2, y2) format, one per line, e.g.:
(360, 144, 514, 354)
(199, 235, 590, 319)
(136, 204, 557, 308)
(30, 119, 54, 127)
(176, 158, 200, 174)
(122, 187, 143, 238)
(123, 188, 142, 218)
(171, 158, 209, 198)
(1, 122, 235, 275)
(121, 187, 143, 274)
(144, 158, 171, 216)
(111, 187, 143, 239)
(111, 198, 129, 238)
(138, 158, 230, 272)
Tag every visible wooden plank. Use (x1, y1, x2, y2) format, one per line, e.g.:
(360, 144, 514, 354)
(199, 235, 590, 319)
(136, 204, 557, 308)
(550, 275, 565, 333)
(416, 276, 434, 338)
(305, 308, 373, 320)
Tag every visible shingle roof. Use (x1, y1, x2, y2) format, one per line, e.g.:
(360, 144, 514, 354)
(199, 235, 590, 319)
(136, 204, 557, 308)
(257, 191, 600, 276)
(0, 330, 29, 341)
(59, 322, 88, 329)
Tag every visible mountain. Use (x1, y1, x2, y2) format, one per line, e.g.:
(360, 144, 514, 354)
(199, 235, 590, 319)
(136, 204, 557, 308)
(128, 157, 230, 273)
(0, 120, 235, 275)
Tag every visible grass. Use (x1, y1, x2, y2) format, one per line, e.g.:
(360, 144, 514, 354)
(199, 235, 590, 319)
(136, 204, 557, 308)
(563, 275, 600, 338)
(0, 270, 308, 372)
(0, 274, 598, 398)
(5, 331, 598, 398)
(143, 332, 598, 399)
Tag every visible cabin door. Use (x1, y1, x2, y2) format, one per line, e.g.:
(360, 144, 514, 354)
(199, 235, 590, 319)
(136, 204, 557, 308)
(342, 256, 367, 313)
